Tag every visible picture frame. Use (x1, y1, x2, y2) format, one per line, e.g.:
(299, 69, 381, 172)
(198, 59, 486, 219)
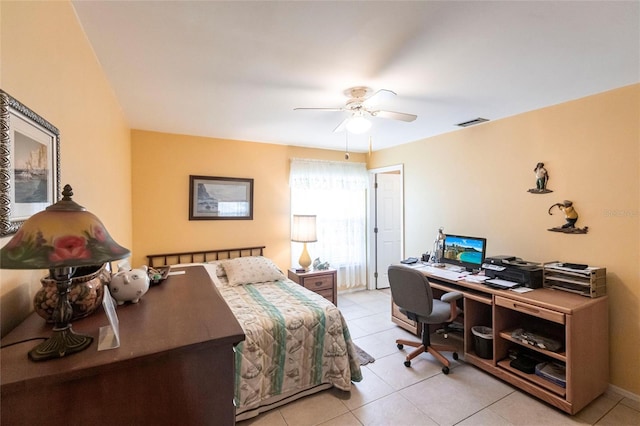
(189, 175, 253, 220)
(0, 90, 61, 237)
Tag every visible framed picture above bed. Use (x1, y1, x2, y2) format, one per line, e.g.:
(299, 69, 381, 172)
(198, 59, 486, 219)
(0, 90, 61, 237)
(189, 175, 254, 220)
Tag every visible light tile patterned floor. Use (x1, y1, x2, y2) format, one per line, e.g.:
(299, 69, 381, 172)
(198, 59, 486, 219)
(238, 289, 639, 426)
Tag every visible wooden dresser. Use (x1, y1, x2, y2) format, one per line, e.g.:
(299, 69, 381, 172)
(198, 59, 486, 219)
(288, 268, 337, 304)
(1, 266, 245, 426)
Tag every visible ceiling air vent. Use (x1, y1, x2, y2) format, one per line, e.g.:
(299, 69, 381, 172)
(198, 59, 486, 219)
(456, 117, 489, 127)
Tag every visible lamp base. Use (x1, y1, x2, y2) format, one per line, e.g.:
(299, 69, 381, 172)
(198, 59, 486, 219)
(298, 242, 312, 271)
(28, 324, 93, 362)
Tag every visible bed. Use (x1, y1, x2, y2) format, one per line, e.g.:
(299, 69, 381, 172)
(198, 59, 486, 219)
(147, 247, 363, 421)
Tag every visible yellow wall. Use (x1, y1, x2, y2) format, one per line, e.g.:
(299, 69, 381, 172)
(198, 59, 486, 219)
(131, 130, 365, 271)
(0, 1, 132, 335)
(369, 84, 640, 395)
(1, 0, 637, 399)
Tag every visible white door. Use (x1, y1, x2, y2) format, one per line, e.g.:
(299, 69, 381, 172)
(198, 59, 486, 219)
(375, 172, 402, 289)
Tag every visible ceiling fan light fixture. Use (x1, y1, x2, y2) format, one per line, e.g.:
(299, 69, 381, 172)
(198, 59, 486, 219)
(346, 115, 371, 134)
(295, 86, 416, 134)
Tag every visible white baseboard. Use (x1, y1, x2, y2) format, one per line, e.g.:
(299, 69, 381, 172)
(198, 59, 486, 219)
(607, 384, 640, 402)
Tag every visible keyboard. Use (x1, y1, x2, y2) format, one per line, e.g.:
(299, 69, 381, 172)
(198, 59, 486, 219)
(423, 267, 470, 281)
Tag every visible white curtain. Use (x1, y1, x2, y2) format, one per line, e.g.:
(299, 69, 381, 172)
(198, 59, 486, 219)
(289, 159, 368, 291)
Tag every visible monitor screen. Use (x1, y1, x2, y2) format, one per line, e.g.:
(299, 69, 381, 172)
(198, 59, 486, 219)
(441, 234, 487, 271)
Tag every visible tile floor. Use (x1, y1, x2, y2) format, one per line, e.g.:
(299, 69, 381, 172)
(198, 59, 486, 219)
(238, 289, 639, 426)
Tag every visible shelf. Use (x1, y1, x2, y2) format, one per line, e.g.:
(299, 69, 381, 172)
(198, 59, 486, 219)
(497, 359, 566, 397)
(545, 274, 591, 285)
(464, 351, 494, 367)
(498, 330, 566, 362)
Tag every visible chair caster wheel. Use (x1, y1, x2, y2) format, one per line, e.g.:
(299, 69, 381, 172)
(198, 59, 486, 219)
(453, 352, 459, 360)
(442, 366, 450, 375)
(397, 343, 404, 350)
(404, 360, 411, 367)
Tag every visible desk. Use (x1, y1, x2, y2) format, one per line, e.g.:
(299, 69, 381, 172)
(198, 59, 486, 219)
(1, 266, 245, 426)
(390, 265, 608, 415)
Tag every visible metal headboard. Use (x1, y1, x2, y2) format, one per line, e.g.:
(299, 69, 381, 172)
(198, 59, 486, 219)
(146, 246, 265, 268)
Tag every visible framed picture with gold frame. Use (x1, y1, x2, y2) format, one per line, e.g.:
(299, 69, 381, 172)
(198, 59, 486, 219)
(0, 90, 61, 237)
(189, 175, 253, 220)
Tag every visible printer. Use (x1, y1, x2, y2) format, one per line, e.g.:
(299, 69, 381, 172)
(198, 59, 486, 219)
(483, 255, 543, 289)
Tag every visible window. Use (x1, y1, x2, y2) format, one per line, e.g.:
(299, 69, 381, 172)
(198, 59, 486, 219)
(289, 159, 368, 290)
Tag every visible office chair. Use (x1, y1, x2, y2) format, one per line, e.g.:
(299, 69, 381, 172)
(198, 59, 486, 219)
(388, 265, 463, 374)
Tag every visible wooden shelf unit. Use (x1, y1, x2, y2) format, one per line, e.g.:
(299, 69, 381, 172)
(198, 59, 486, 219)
(390, 267, 609, 415)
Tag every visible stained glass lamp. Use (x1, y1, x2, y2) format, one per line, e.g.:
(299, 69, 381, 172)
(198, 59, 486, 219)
(0, 184, 130, 361)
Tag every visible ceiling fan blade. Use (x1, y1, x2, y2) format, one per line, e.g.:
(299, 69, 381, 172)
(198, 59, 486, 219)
(372, 110, 417, 122)
(362, 89, 396, 107)
(333, 117, 349, 133)
(293, 107, 344, 112)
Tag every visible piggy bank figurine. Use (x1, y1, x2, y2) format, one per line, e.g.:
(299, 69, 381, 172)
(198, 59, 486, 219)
(109, 266, 150, 305)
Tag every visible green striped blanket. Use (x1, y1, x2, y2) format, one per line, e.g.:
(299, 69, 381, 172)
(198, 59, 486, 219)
(217, 279, 362, 417)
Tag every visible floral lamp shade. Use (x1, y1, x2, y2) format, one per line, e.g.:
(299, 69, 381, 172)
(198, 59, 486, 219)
(0, 184, 130, 269)
(0, 184, 129, 362)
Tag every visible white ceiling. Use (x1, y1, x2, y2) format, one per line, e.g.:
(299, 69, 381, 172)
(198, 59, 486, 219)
(72, 1, 639, 153)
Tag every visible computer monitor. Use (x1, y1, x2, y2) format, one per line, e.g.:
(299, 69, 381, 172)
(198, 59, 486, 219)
(441, 234, 487, 271)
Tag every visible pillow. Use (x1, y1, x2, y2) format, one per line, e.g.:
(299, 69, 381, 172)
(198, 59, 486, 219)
(222, 256, 286, 286)
(206, 260, 227, 277)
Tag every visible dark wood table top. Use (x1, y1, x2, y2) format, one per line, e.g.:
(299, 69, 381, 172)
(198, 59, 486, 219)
(1, 265, 245, 394)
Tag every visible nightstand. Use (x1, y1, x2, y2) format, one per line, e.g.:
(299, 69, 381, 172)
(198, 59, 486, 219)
(288, 269, 337, 304)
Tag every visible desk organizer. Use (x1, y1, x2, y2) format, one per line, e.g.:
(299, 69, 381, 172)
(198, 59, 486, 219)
(543, 262, 606, 298)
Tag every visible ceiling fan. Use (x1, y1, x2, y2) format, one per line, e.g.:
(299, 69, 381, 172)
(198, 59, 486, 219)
(294, 86, 417, 134)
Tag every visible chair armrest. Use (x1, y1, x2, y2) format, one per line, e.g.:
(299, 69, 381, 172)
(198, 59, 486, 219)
(440, 291, 463, 303)
(441, 291, 463, 322)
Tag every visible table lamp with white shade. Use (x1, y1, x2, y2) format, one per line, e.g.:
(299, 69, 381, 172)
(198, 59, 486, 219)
(291, 214, 317, 271)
